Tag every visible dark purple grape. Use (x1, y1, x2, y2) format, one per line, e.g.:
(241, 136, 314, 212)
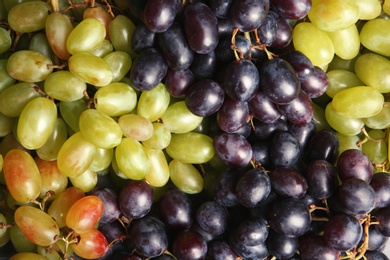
(336, 149, 374, 182)
(269, 131, 301, 167)
(304, 160, 338, 200)
(251, 140, 271, 169)
(281, 50, 315, 80)
(235, 168, 271, 207)
(128, 216, 168, 258)
(212, 168, 241, 207)
(230, 0, 270, 32)
(209, 0, 234, 18)
(256, 10, 278, 45)
(157, 22, 194, 70)
(131, 23, 156, 54)
(231, 218, 268, 246)
(365, 225, 389, 251)
(190, 51, 219, 80)
(374, 206, 390, 236)
(206, 240, 237, 260)
(190, 222, 217, 243)
(215, 35, 251, 63)
(118, 180, 154, 219)
(267, 229, 298, 259)
(164, 68, 195, 98)
(216, 96, 250, 133)
(277, 90, 314, 126)
(370, 172, 390, 208)
(231, 121, 252, 137)
(323, 214, 363, 251)
(172, 230, 208, 260)
(196, 201, 229, 236)
(288, 120, 316, 152)
(269, 167, 308, 199)
(249, 89, 282, 123)
(183, 2, 219, 54)
(259, 58, 300, 104)
(249, 190, 280, 220)
(267, 198, 311, 237)
(298, 235, 340, 260)
(270, 0, 311, 20)
(217, 17, 234, 36)
(252, 117, 288, 140)
(185, 79, 225, 117)
(307, 129, 339, 164)
(129, 47, 168, 91)
(229, 240, 268, 260)
(365, 250, 390, 260)
(300, 66, 329, 98)
(213, 132, 252, 168)
(142, 0, 181, 32)
(269, 14, 293, 49)
(339, 178, 376, 215)
(90, 187, 121, 223)
(157, 188, 194, 231)
(98, 220, 126, 243)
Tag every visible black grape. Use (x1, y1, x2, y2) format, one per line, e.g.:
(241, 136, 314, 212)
(252, 117, 288, 140)
(206, 240, 237, 260)
(269, 167, 308, 199)
(277, 90, 314, 126)
(267, 229, 298, 259)
(164, 68, 194, 98)
(189, 51, 219, 80)
(339, 178, 376, 215)
(304, 159, 338, 200)
(365, 251, 390, 260)
(172, 230, 208, 260)
(249, 89, 282, 123)
(251, 140, 272, 169)
(270, 0, 312, 20)
(142, 0, 181, 32)
(288, 120, 316, 152)
(336, 149, 374, 182)
(230, 0, 270, 32)
(212, 167, 241, 207)
(269, 130, 301, 167)
(217, 17, 234, 37)
(269, 14, 293, 49)
(300, 66, 329, 98)
(256, 10, 278, 45)
(196, 201, 229, 236)
(228, 240, 268, 259)
(307, 129, 340, 164)
(230, 218, 268, 246)
(298, 235, 340, 260)
(90, 187, 121, 223)
(131, 23, 156, 54)
(281, 50, 315, 80)
(215, 35, 251, 63)
(370, 172, 390, 208)
(209, 0, 234, 18)
(373, 206, 390, 236)
(365, 225, 389, 251)
(216, 96, 250, 133)
(98, 220, 126, 243)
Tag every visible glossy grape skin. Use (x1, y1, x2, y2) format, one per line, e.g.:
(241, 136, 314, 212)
(215, 35, 251, 63)
(336, 149, 374, 182)
(164, 68, 194, 98)
(70, 168, 98, 192)
(172, 230, 207, 260)
(231, 218, 268, 246)
(103, 51, 132, 83)
(298, 235, 340, 260)
(190, 51, 219, 80)
(44, 71, 86, 102)
(183, 2, 219, 54)
(307, 129, 340, 164)
(230, 0, 269, 32)
(90, 187, 121, 223)
(277, 91, 314, 126)
(270, 167, 308, 199)
(212, 168, 240, 207)
(267, 229, 298, 259)
(0, 28, 11, 54)
(269, 131, 300, 168)
(119, 180, 154, 219)
(249, 89, 281, 123)
(168, 160, 204, 194)
(365, 250, 390, 260)
(142, 122, 171, 150)
(229, 239, 268, 259)
(206, 240, 236, 260)
(370, 172, 390, 208)
(142, 0, 180, 33)
(281, 50, 314, 80)
(360, 18, 390, 57)
(9, 252, 46, 260)
(196, 201, 229, 236)
(373, 206, 390, 237)
(365, 224, 389, 251)
(131, 23, 156, 54)
(137, 82, 170, 122)
(216, 97, 250, 133)
(271, 0, 311, 20)
(304, 160, 337, 200)
(339, 178, 375, 215)
(109, 15, 137, 58)
(71, 229, 108, 259)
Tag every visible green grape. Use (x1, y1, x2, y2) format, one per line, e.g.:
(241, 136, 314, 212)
(166, 132, 215, 164)
(0, 212, 10, 247)
(312, 103, 331, 131)
(292, 22, 334, 67)
(7, 1, 51, 33)
(66, 18, 106, 55)
(336, 132, 362, 155)
(103, 51, 132, 82)
(29, 33, 56, 63)
(0, 28, 11, 55)
(161, 101, 203, 134)
(36, 118, 68, 161)
(10, 252, 47, 260)
(57, 131, 97, 178)
(59, 98, 88, 133)
(137, 82, 170, 122)
(308, 0, 360, 32)
(364, 105, 390, 130)
(0, 113, 16, 137)
(144, 147, 170, 187)
(15, 205, 60, 246)
(325, 69, 364, 98)
(142, 122, 171, 150)
(44, 70, 87, 102)
(45, 12, 73, 60)
(0, 59, 16, 93)
(91, 39, 114, 58)
(327, 54, 359, 72)
(6, 50, 53, 82)
(37, 238, 73, 260)
(169, 159, 204, 194)
(111, 152, 128, 180)
(79, 109, 123, 149)
(17, 97, 57, 150)
(118, 114, 153, 141)
(356, 0, 382, 20)
(360, 18, 390, 57)
(68, 52, 113, 87)
(6, 191, 35, 211)
(0, 134, 27, 159)
(69, 169, 98, 193)
(94, 82, 137, 117)
(10, 225, 37, 253)
(384, 0, 390, 15)
(3, 149, 41, 203)
(332, 86, 384, 118)
(325, 24, 360, 60)
(115, 137, 150, 180)
(325, 102, 364, 136)
(109, 15, 137, 58)
(354, 53, 390, 93)
(362, 129, 387, 167)
(89, 147, 113, 172)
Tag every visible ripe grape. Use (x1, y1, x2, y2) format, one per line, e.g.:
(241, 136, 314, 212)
(230, 0, 269, 32)
(269, 167, 308, 199)
(196, 201, 229, 236)
(336, 149, 374, 182)
(269, 131, 301, 167)
(45, 12, 72, 60)
(119, 180, 154, 219)
(172, 230, 207, 260)
(339, 178, 376, 215)
(142, 0, 180, 33)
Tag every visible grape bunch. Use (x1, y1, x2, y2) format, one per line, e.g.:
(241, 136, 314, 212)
(0, 0, 390, 259)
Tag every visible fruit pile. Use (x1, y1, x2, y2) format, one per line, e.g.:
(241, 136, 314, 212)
(0, 0, 390, 259)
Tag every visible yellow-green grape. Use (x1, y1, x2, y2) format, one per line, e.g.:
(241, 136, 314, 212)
(336, 132, 361, 155)
(118, 114, 153, 141)
(37, 238, 73, 260)
(169, 159, 203, 194)
(0, 113, 16, 137)
(325, 24, 359, 60)
(144, 147, 170, 187)
(17, 97, 57, 150)
(161, 101, 203, 134)
(142, 122, 171, 150)
(327, 54, 359, 72)
(137, 82, 170, 122)
(355, 0, 381, 20)
(94, 82, 137, 117)
(360, 18, 390, 57)
(312, 103, 331, 131)
(362, 129, 387, 168)
(57, 132, 97, 178)
(325, 69, 363, 98)
(384, 0, 390, 15)
(66, 18, 106, 55)
(59, 98, 88, 133)
(111, 153, 128, 180)
(0, 28, 11, 54)
(109, 15, 137, 59)
(308, 0, 359, 32)
(91, 39, 113, 58)
(0, 59, 16, 93)
(166, 132, 215, 164)
(69, 169, 98, 193)
(29, 33, 56, 63)
(6, 191, 35, 211)
(45, 12, 73, 60)
(7, 1, 51, 33)
(332, 86, 384, 118)
(89, 147, 113, 172)
(292, 22, 334, 67)
(0, 212, 10, 247)
(354, 53, 390, 93)
(79, 109, 123, 149)
(10, 225, 38, 253)
(6, 50, 53, 82)
(103, 51, 132, 82)
(115, 137, 150, 180)
(325, 102, 364, 136)
(15, 205, 60, 246)
(44, 71, 87, 102)
(68, 52, 113, 87)
(10, 252, 47, 260)
(364, 105, 390, 130)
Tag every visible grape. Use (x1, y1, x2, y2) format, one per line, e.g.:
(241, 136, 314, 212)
(164, 68, 194, 98)
(44, 71, 86, 102)
(325, 69, 363, 98)
(230, 0, 269, 32)
(196, 201, 229, 236)
(172, 230, 207, 260)
(92, 39, 114, 58)
(269, 131, 300, 167)
(365, 250, 390, 260)
(0, 59, 15, 93)
(362, 129, 387, 166)
(168, 160, 204, 194)
(373, 206, 390, 236)
(307, 129, 340, 164)
(143, 147, 170, 187)
(269, 13, 293, 49)
(370, 172, 390, 208)
(90, 187, 121, 223)
(206, 240, 236, 260)
(69, 169, 97, 193)
(360, 18, 390, 57)
(103, 51, 132, 82)
(109, 14, 137, 58)
(304, 160, 337, 200)
(98, 220, 126, 244)
(269, 167, 308, 199)
(212, 168, 240, 207)
(10, 223, 37, 253)
(249, 89, 281, 123)
(325, 102, 364, 136)
(281, 50, 314, 80)
(326, 24, 360, 60)
(9, 253, 46, 260)
(142, 0, 180, 33)
(0, 28, 11, 55)
(228, 239, 268, 259)
(336, 149, 374, 182)
(59, 98, 88, 133)
(277, 91, 314, 126)
(267, 229, 298, 259)
(161, 101, 203, 133)
(356, 0, 382, 19)
(230, 218, 268, 246)
(216, 96, 250, 133)
(71, 229, 108, 259)
(209, 0, 233, 18)
(366, 225, 389, 251)
(298, 235, 340, 260)
(142, 122, 171, 150)
(215, 35, 251, 62)
(339, 178, 376, 215)
(131, 23, 156, 54)
(190, 51, 219, 80)
(82, 6, 112, 39)
(364, 105, 390, 130)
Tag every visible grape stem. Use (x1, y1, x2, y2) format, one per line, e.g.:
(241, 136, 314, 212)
(231, 28, 244, 60)
(356, 127, 386, 147)
(50, 0, 60, 12)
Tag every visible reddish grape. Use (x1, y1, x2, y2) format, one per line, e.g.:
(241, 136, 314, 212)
(71, 229, 108, 259)
(172, 230, 207, 260)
